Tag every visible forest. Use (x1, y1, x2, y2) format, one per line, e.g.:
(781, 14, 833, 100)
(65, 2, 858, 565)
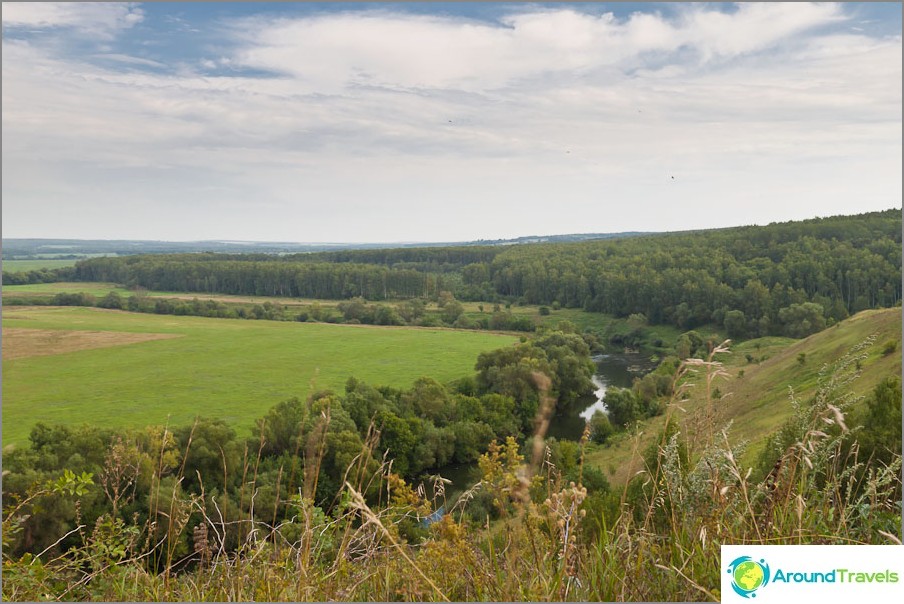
(9, 209, 897, 341)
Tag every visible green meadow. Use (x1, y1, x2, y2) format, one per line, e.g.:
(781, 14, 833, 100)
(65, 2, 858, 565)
(2, 282, 131, 296)
(1, 306, 518, 446)
(2, 282, 684, 350)
(2, 259, 80, 272)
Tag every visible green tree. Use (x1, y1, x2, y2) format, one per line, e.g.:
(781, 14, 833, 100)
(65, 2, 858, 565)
(855, 377, 902, 468)
(589, 410, 614, 444)
(97, 291, 125, 310)
(604, 387, 640, 428)
(254, 398, 309, 457)
(442, 300, 465, 324)
(723, 309, 747, 338)
(778, 302, 826, 338)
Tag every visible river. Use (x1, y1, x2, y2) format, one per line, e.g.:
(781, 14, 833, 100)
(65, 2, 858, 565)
(546, 351, 657, 441)
(435, 351, 658, 503)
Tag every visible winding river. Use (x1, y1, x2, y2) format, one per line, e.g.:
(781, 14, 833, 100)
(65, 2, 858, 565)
(546, 351, 657, 441)
(436, 351, 658, 504)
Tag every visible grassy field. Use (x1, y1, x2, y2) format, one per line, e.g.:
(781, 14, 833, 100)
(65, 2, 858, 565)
(1, 282, 688, 354)
(2, 282, 132, 296)
(2, 259, 79, 273)
(587, 307, 902, 484)
(1, 306, 518, 447)
(2, 281, 311, 305)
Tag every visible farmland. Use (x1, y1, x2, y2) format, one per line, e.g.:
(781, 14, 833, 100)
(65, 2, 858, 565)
(2, 259, 79, 272)
(1, 306, 518, 446)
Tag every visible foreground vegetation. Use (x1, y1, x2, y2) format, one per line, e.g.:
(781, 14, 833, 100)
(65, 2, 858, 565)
(3, 330, 900, 601)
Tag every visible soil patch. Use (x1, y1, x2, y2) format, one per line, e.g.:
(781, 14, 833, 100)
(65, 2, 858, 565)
(2, 327, 182, 360)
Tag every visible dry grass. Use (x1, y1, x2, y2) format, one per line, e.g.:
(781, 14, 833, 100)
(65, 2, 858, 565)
(3, 339, 900, 602)
(2, 327, 182, 360)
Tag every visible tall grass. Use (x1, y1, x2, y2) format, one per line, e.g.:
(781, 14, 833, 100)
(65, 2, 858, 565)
(3, 338, 900, 601)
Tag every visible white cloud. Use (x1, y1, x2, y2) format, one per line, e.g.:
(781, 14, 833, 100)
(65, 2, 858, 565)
(1, 3, 900, 241)
(673, 2, 845, 60)
(1, 2, 144, 39)
(226, 3, 846, 94)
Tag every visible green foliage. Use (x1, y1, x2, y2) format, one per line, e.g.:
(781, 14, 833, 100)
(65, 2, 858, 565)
(603, 388, 640, 428)
(2, 208, 902, 600)
(475, 330, 595, 430)
(723, 309, 747, 338)
(254, 398, 309, 457)
(97, 291, 125, 309)
(588, 410, 614, 444)
(49, 469, 95, 496)
(176, 418, 242, 492)
(63, 210, 900, 337)
(779, 302, 827, 338)
(3, 350, 901, 602)
(853, 377, 903, 470)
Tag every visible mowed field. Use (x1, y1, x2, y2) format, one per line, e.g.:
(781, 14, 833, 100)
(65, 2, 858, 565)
(1, 306, 518, 446)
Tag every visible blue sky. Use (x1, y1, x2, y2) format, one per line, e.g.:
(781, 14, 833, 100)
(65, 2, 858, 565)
(2, 2, 901, 243)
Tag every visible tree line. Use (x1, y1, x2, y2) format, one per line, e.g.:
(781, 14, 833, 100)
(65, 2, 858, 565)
(7, 209, 900, 339)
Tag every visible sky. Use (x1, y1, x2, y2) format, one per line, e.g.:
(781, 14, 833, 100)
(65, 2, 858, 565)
(2, 2, 901, 243)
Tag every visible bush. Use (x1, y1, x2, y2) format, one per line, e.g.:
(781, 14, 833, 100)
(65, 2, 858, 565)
(604, 387, 640, 428)
(882, 340, 897, 356)
(453, 315, 477, 330)
(589, 410, 614, 444)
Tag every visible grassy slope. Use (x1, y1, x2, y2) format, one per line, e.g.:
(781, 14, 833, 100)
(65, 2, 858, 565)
(587, 307, 902, 484)
(1, 306, 518, 447)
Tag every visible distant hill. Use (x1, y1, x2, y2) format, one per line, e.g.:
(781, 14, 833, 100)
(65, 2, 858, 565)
(2, 231, 652, 259)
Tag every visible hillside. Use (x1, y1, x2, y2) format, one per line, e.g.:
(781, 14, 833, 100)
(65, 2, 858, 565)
(2, 230, 649, 260)
(587, 307, 902, 484)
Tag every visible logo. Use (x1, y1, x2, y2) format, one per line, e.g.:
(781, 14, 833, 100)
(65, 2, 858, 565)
(727, 556, 771, 598)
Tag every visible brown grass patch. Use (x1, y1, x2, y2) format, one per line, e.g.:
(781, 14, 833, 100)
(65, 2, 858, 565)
(2, 327, 182, 360)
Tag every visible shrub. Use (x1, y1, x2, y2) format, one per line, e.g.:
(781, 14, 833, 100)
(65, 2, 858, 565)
(588, 410, 614, 444)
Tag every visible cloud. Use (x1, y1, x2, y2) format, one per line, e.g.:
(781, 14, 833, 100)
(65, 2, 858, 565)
(91, 53, 166, 68)
(226, 3, 846, 93)
(1, 2, 144, 39)
(1, 2, 900, 241)
(672, 2, 846, 60)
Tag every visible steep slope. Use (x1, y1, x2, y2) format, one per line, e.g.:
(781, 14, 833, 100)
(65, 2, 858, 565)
(588, 307, 902, 484)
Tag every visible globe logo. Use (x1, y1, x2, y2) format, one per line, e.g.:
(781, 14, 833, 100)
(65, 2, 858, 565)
(727, 556, 771, 598)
